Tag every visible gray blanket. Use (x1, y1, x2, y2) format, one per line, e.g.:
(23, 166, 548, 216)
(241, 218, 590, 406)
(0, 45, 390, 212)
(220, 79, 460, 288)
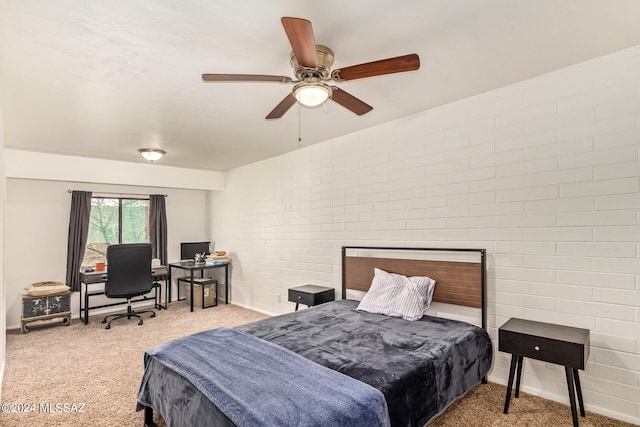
(238, 300, 493, 426)
(138, 327, 390, 427)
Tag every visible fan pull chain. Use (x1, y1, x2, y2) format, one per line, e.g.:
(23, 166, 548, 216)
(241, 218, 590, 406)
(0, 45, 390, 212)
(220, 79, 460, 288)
(298, 103, 302, 147)
(323, 93, 333, 113)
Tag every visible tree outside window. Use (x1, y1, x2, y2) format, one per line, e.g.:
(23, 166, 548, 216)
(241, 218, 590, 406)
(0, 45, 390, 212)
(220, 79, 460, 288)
(82, 197, 150, 267)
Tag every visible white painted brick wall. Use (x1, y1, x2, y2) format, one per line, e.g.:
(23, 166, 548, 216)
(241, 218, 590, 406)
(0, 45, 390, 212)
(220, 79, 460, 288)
(211, 45, 640, 424)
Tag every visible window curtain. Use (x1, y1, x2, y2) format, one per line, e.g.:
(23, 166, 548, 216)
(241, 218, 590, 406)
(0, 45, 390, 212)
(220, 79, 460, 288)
(65, 190, 92, 292)
(150, 194, 168, 265)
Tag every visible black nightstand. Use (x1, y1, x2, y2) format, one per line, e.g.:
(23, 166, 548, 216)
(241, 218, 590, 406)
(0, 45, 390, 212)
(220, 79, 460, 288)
(499, 318, 590, 427)
(288, 285, 335, 311)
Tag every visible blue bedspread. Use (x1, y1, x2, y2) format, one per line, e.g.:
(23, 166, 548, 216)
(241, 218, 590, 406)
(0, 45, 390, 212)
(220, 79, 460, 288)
(238, 300, 493, 426)
(138, 327, 390, 427)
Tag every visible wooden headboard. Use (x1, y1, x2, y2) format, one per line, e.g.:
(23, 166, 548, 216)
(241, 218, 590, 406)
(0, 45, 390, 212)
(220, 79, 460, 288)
(341, 246, 486, 328)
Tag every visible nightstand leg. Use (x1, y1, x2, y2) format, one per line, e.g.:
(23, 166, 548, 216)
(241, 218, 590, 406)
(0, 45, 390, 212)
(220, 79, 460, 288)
(565, 367, 579, 427)
(294, 303, 299, 311)
(503, 354, 518, 414)
(573, 369, 585, 417)
(515, 355, 524, 397)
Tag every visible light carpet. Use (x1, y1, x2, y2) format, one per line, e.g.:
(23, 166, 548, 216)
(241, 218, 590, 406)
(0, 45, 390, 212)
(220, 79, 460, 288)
(1, 302, 635, 426)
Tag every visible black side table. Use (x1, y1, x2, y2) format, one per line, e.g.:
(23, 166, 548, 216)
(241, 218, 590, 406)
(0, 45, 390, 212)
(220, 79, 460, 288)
(288, 285, 335, 311)
(499, 318, 590, 427)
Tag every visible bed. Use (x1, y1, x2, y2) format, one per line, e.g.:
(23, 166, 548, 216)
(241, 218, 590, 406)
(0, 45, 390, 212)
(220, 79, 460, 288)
(137, 246, 493, 427)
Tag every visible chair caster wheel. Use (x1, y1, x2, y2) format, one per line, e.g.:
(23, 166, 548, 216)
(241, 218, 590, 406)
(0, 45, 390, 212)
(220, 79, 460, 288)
(150, 312, 156, 318)
(101, 319, 107, 324)
(138, 320, 143, 325)
(105, 324, 111, 330)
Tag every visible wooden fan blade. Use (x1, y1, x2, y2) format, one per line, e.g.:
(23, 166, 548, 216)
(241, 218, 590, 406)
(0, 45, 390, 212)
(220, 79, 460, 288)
(331, 88, 373, 115)
(331, 54, 420, 82)
(202, 74, 292, 83)
(266, 93, 297, 120)
(281, 17, 318, 68)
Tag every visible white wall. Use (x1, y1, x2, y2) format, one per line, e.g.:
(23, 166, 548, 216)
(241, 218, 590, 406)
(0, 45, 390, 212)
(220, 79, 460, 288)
(5, 150, 226, 191)
(0, 109, 6, 397)
(211, 46, 640, 423)
(4, 178, 212, 329)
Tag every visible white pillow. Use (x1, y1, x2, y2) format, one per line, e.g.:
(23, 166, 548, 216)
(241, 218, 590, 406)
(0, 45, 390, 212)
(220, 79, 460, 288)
(356, 268, 436, 321)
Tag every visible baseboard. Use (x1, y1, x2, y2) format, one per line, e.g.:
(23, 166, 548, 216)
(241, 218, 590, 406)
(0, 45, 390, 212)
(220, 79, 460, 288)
(230, 301, 277, 317)
(529, 385, 640, 426)
(7, 299, 270, 330)
(0, 361, 4, 401)
(6, 300, 158, 330)
(487, 373, 640, 425)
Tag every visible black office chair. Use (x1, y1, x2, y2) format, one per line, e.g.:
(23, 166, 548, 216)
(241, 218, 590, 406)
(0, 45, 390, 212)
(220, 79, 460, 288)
(101, 243, 156, 329)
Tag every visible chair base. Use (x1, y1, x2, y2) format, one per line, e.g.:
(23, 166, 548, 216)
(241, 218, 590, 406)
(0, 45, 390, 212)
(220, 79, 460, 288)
(101, 299, 156, 329)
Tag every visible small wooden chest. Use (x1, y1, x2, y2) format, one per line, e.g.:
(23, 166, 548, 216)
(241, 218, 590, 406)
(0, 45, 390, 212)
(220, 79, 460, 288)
(21, 291, 72, 333)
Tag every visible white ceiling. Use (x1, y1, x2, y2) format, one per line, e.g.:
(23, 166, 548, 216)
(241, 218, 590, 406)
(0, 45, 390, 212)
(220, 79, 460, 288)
(2, 1, 640, 172)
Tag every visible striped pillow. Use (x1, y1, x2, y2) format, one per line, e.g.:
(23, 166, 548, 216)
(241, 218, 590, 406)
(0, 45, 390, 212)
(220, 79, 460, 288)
(356, 268, 436, 321)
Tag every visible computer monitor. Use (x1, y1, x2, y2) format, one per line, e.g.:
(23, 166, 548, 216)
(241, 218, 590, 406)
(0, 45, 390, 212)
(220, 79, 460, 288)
(180, 241, 211, 260)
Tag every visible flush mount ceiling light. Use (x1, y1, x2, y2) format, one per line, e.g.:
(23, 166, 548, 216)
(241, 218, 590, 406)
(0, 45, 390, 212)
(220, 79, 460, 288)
(292, 80, 332, 108)
(138, 148, 166, 162)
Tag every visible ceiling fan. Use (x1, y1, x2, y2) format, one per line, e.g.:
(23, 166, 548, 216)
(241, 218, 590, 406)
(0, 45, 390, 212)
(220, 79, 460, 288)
(202, 17, 420, 120)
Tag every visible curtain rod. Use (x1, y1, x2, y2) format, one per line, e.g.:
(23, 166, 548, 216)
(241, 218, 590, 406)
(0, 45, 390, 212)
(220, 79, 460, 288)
(68, 189, 168, 197)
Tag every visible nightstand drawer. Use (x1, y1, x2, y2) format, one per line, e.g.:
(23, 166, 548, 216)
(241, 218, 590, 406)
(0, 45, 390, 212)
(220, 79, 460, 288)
(499, 331, 586, 368)
(289, 290, 314, 306)
(288, 285, 335, 307)
(499, 318, 589, 369)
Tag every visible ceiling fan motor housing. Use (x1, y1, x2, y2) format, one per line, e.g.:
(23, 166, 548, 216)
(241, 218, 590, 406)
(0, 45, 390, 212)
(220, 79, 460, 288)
(290, 45, 334, 79)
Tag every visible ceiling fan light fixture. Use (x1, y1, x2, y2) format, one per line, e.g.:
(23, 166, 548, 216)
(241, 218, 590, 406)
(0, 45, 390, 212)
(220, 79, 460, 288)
(138, 148, 166, 162)
(293, 81, 332, 108)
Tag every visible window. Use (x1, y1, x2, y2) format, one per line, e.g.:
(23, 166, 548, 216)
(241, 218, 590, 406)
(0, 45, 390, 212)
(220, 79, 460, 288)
(82, 197, 150, 267)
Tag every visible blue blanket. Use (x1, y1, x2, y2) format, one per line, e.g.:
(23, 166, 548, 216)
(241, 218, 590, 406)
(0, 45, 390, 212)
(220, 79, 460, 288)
(141, 327, 390, 427)
(238, 300, 493, 426)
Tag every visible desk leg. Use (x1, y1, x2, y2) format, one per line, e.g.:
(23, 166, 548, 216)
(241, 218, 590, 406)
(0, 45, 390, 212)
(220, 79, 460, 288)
(504, 354, 518, 414)
(154, 278, 168, 310)
(225, 264, 229, 304)
(83, 283, 89, 325)
(214, 280, 218, 306)
(565, 367, 579, 427)
(164, 277, 169, 309)
(167, 267, 172, 304)
(79, 285, 84, 324)
(190, 270, 194, 312)
(153, 282, 161, 310)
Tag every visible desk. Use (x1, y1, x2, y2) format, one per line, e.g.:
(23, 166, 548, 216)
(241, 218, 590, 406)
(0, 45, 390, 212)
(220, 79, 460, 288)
(79, 266, 168, 325)
(168, 261, 230, 312)
(499, 318, 590, 427)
